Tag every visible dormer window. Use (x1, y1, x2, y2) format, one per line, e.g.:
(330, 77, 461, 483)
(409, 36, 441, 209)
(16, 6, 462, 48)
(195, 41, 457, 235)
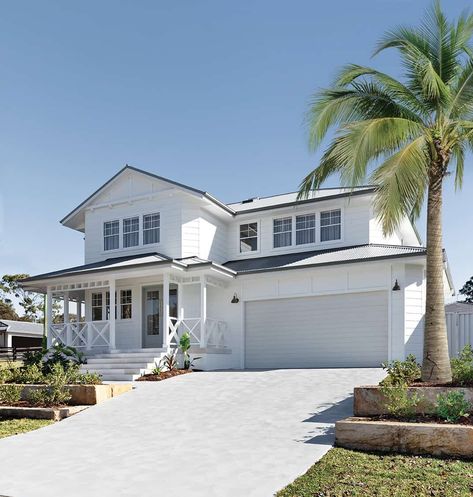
(240, 222, 258, 252)
(143, 213, 160, 245)
(320, 209, 341, 242)
(296, 214, 316, 245)
(273, 217, 292, 248)
(123, 217, 139, 248)
(104, 220, 119, 251)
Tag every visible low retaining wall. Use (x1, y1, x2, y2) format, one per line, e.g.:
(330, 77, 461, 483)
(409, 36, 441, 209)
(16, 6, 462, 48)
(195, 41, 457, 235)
(0, 405, 88, 421)
(336, 417, 473, 459)
(354, 385, 473, 417)
(15, 383, 132, 405)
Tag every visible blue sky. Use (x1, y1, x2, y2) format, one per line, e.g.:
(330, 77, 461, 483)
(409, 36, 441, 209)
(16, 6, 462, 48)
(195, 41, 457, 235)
(0, 0, 472, 299)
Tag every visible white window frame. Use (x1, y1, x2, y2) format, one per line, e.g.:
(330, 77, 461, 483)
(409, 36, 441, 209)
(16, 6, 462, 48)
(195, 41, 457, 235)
(103, 220, 120, 252)
(123, 216, 140, 248)
(295, 213, 316, 246)
(91, 292, 103, 321)
(239, 221, 259, 254)
(143, 212, 160, 245)
(120, 289, 133, 320)
(320, 208, 342, 244)
(273, 217, 292, 248)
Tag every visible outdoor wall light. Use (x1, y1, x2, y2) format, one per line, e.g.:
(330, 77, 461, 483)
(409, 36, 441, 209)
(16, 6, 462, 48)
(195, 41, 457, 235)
(392, 279, 401, 291)
(231, 293, 240, 304)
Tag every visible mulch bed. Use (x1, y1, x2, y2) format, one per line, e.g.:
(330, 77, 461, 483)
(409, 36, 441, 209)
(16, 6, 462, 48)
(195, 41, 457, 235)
(0, 401, 68, 408)
(409, 380, 473, 387)
(136, 369, 193, 382)
(371, 415, 473, 426)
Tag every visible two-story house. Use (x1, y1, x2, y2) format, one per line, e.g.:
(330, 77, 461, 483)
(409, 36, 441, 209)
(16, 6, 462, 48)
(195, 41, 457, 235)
(22, 165, 454, 380)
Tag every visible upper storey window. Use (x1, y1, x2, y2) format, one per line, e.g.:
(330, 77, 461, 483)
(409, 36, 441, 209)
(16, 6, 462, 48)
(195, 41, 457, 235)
(143, 213, 160, 245)
(320, 209, 341, 242)
(296, 214, 316, 245)
(273, 217, 292, 248)
(104, 220, 119, 251)
(240, 222, 258, 252)
(123, 217, 139, 248)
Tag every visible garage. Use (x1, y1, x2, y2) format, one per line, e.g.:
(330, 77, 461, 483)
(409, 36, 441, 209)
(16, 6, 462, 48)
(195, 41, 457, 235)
(244, 291, 388, 368)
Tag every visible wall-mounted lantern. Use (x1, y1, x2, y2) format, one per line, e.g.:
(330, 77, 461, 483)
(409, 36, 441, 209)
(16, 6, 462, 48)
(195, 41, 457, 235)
(392, 279, 401, 291)
(231, 293, 240, 304)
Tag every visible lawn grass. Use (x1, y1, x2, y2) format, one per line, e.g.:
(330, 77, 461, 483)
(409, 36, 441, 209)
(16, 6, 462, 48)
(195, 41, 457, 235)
(0, 418, 53, 439)
(277, 448, 473, 497)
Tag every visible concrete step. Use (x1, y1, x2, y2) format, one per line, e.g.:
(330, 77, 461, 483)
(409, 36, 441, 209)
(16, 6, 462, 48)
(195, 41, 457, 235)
(90, 352, 166, 359)
(82, 367, 150, 375)
(99, 373, 141, 381)
(86, 356, 161, 364)
(82, 362, 156, 370)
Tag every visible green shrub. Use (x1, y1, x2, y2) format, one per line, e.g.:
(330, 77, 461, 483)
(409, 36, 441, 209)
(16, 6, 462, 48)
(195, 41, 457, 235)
(11, 364, 45, 384)
(66, 366, 102, 385)
(435, 391, 471, 423)
(451, 345, 473, 386)
(0, 384, 22, 404)
(42, 344, 85, 374)
(380, 383, 423, 418)
(28, 364, 71, 407)
(380, 354, 421, 387)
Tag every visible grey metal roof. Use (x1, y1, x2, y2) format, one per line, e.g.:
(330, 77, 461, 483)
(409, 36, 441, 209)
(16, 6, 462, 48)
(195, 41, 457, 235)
(21, 252, 236, 285)
(445, 302, 473, 313)
(223, 244, 427, 274)
(0, 320, 43, 336)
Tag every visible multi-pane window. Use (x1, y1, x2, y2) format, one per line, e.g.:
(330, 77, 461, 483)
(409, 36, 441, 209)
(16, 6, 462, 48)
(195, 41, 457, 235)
(120, 290, 132, 319)
(105, 291, 117, 320)
(320, 209, 341, 242)
(296, 214, 316, 245)
(91, 293, 103, 321)
(273, 217, 292, 248)
(240, 223, 258, 252)
(143, 213, 160, 245)
(123, 217, 139, 248)
(103, 220, 119, 251)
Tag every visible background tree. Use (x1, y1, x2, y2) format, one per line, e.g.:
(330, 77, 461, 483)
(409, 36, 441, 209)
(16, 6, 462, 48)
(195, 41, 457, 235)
(459, 276, 473, 303)
(0, 274, 43, 321)
(0, 301, 19, 320)
(299, 1, 473, 383)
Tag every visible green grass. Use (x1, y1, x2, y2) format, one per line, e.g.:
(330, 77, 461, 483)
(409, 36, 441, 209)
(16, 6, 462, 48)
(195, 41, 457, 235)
(0, 418, 53, 439)
(277, 448, 473, 497)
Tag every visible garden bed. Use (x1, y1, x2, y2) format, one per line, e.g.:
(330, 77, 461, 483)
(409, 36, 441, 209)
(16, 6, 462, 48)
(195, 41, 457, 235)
(136, 369, 192, 381)
(0, 405, 88, 421)
(354, 385, 473, 416)
(335, 417, 473, 458)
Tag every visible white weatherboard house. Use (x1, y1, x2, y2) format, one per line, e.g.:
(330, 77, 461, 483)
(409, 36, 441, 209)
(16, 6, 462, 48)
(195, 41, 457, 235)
(22, 166, 454, 380)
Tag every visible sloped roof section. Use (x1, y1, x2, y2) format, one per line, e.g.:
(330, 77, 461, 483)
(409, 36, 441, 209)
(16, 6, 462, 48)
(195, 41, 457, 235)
(445, 302, 473, 313)
(0, 320, 43, 336)
(223, 244, 427, 274)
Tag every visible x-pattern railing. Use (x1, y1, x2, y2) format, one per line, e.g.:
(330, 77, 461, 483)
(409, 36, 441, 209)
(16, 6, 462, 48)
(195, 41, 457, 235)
(49, 321, 111, 349)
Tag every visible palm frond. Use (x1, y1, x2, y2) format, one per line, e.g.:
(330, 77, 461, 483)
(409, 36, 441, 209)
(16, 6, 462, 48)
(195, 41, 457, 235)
(371, 137, 429, 235)
(450, 143, 464, 190)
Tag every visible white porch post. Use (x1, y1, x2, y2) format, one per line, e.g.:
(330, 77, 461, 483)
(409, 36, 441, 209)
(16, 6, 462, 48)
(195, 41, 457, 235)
(64, 291, 71, 346)
(177, 281, 184, 321)
(200, 277, 207, 348)
(77, 300, 82, 322)
(109, 279, 116, 350)
(46, 288, 53, 347)
(163, 273, 170, 349)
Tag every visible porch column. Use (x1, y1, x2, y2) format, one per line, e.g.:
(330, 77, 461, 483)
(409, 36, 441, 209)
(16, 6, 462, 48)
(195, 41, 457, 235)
(200, 277, 207, 348)
(177, 282, 184, 321)
(77, 300, 82, 322)
(163, 274, 170, 349)
(64, 291, 71, 346)
(109, 279, 116, 350)
(46, 288, 53, 347)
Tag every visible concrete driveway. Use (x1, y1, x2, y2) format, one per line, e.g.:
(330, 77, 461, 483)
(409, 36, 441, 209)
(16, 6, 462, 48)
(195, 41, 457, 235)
(0, 368, 383, 497)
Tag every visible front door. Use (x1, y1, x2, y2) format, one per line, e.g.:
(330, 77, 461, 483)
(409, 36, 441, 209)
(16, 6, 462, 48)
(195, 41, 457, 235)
(142, 287, 162, 348)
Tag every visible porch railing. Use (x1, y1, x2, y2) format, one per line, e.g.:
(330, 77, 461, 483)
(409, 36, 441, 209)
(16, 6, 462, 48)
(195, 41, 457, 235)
(168, 317, 227, 349)
(49, 321, 111, 350)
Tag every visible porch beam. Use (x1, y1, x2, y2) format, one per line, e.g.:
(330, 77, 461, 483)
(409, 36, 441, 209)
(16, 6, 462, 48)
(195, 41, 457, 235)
(163, 273, 170, 349)
(200, 277, 207, 348)
(109, 279, 116, 350)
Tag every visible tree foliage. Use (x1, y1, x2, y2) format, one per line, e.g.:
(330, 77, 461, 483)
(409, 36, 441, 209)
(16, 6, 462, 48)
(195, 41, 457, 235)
(459, 276, 473, 303)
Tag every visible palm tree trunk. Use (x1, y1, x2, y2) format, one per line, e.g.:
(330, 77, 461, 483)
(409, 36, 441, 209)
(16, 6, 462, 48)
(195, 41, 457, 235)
(421, 166, 452, 383)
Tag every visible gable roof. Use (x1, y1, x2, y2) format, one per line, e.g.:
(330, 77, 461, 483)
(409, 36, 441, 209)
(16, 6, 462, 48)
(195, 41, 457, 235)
(223, 244, 427, 274)
(0, 320, 43, 336)
(60, 165, 235, 228)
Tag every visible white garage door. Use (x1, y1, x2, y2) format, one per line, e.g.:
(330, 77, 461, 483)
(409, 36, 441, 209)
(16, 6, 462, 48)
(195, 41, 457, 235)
(245, 291, 388, 368)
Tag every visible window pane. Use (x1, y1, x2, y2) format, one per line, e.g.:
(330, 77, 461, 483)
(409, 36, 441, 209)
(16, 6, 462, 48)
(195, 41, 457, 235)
(320, 210, 341, 241)
(143, 213, 160, 245)
(273, 217, 292, 247)
(120, 290, 132, 319)
(123, 217, 139, 248)
(296, 214, 316, 245)
(104, 221, 119, 250)
(92, 293, 103, 321)
(239, 223, 258, 252)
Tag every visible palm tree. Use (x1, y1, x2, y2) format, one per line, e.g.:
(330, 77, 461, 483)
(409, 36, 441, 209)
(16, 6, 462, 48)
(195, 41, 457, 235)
(299, 1, 473, 383)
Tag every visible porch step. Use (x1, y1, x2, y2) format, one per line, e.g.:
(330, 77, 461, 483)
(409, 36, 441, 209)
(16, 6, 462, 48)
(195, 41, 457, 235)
(81, 349, 168, 381)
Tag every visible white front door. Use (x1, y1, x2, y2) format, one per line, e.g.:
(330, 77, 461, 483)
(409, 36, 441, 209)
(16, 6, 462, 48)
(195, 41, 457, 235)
(142, 286, 162, 348)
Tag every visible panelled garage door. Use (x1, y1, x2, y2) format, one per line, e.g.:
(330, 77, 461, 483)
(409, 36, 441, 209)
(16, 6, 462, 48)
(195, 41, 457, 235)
(244, 291, 388, 368)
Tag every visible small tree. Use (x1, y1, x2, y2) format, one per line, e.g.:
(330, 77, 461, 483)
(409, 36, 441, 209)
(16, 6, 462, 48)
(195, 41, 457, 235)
(459, 276, 473, 304)
(1, 274, 43, 321)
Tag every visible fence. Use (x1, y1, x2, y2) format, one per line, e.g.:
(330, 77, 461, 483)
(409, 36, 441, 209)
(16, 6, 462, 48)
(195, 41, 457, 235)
(0, 346, 43, 362)
(446, 312, 473, 357)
